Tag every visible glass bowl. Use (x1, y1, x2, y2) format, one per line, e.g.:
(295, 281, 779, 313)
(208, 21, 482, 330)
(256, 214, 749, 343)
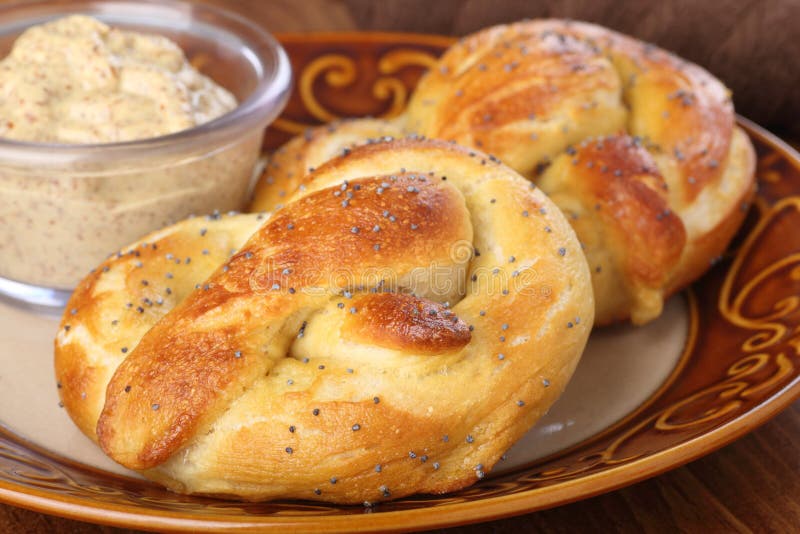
(0, 0, 291, 310)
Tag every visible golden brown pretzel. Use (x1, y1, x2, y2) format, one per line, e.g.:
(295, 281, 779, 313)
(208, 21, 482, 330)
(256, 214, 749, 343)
(405, 19, 755, 323)
(56, 138, 593, 503)
(251, 19, 756, 325)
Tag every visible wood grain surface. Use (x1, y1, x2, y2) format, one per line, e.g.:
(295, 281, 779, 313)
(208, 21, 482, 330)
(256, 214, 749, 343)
(1, 1, 799, 532)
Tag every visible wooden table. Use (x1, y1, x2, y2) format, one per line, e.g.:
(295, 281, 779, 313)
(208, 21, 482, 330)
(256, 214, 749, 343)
(2, 1, 799, 532)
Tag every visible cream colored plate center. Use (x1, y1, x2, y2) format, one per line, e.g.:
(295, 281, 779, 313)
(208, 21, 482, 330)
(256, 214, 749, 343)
(0, 295, 687, 480)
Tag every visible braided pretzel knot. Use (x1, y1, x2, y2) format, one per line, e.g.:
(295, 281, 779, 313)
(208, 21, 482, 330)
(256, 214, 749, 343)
(56, 138, 593, 502)
(251, 20, 755, 325)
(406, 19, 755, 324)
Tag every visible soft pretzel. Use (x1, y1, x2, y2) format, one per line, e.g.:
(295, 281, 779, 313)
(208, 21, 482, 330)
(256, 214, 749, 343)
(251, 20, 755, 325)
(406, 19, 756, 324)
(56, 138, 593, 503)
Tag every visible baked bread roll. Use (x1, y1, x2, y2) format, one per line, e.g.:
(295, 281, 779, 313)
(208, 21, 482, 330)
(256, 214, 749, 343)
(56, 138, 593, 503)
(251, 19, 756, 325)
(405, 19, 756, 324)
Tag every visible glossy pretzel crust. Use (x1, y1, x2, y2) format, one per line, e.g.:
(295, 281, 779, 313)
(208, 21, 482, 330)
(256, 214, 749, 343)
(56, 138, 594, 503)
(405, 19, 755, 324)
(252, 19, 756, 325)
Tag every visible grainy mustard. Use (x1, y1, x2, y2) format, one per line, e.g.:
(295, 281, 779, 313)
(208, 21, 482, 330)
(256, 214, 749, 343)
(0, 15, 236, 143)
(0, 16, 263, 291)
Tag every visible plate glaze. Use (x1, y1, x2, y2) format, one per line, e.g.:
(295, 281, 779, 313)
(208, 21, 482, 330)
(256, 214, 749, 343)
(1, 32, 799, 532)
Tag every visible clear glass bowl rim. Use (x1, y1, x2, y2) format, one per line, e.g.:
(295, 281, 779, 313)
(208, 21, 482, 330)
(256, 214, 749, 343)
(0, 0, 292, 167)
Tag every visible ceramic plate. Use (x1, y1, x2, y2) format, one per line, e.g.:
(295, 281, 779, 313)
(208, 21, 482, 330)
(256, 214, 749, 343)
(1, 32, 799, 533)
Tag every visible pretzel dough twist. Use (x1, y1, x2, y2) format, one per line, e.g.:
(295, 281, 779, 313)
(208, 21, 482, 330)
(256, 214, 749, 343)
(251, 20, 756, 325)
(56, 138, 593, 503)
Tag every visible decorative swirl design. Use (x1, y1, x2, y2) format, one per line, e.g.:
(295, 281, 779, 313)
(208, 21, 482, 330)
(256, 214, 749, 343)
(371, 77, 407, 118)
(522, 188, 800, 484)
(300, 54, 358, 122)
(0, 441, 131, 503)
(524, 349, 795, 482)
(0, 434, 348, 513)
(719, 197, 800, 351)
(270, 48, 439, 136)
